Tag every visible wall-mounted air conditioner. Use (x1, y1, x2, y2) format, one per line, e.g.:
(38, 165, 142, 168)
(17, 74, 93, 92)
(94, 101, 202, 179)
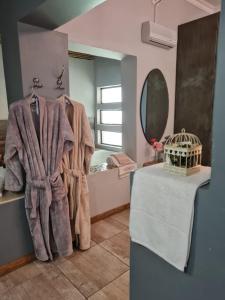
(141, 21, 177, 49)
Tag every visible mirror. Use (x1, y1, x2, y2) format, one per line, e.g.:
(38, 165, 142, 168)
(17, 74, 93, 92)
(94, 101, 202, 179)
(140, 68, 169, 143)
(68, 50, 122, 169)
(0, 37, 8, 166)
(0, 37, 8, 120)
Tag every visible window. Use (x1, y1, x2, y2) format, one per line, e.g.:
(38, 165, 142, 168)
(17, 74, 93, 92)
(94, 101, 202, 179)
(101, 131, 122, 147)
(101, 111, 122, 125)
(101, 86, 122, 103)
(96, 85, 123, 150)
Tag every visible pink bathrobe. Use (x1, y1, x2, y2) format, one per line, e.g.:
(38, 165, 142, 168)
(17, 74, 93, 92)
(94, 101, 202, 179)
(59, 96, 94, 250)
(4, 96, 74, 261)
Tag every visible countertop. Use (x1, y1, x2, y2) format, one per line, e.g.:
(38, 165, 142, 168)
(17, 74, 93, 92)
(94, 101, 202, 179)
(0, 164, 116, 205)
(0, 191, 24, 205)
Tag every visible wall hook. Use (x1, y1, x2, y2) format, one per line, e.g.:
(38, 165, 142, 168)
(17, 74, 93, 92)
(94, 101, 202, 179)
(32, 77, 43, 89)
(56, 65, 65, 90)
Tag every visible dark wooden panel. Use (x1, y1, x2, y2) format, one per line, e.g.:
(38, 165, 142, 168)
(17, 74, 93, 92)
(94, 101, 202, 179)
(68, 50, 95, 60)
(175, 13, 220, 166)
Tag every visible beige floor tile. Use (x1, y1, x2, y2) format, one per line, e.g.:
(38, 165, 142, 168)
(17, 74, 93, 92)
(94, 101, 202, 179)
(91, 240, 97, 247)
(100, 230, 130, 266)
(0, 261, 42, 296)
(22, 273, 62, 300)
(53, 240, 97, 263)
(91, 218, 127, 244)
(0, 273, 15, 296)
(34, 260, 61, 280)
(6, 261, 42, 285)
(89, 271, 129, 300)
(53, 255, 69, 266)
(1, 284, 30, 300)
(53, 274, 85, 300)
(57, 245, 129, 298)
(110, 209, 130, 227)
(58, 260, 96, 294)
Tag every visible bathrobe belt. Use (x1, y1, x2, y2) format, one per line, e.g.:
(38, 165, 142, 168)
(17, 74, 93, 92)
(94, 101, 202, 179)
(63, 167, 85, 234)
(26, 170, 62, 219)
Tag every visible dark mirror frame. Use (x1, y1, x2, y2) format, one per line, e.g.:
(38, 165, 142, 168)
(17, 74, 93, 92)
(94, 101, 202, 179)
(140, 68, 169, 144)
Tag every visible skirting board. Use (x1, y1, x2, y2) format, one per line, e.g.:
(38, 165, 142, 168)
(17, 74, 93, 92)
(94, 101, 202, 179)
(0, 253, 35, 277)
(0, 204, 130, 277)
(91, 203, 130, 224)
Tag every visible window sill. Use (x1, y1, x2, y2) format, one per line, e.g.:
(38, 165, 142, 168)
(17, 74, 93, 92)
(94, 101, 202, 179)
(95, 143, 122, 152)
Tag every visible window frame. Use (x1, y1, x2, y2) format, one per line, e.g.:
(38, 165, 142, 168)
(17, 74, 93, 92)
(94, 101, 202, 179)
(95, 85, 123, 151)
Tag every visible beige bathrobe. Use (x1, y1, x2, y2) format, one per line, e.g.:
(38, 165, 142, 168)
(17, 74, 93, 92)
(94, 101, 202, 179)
(4, 96, 74, 261)
(59, 96, 94, 250)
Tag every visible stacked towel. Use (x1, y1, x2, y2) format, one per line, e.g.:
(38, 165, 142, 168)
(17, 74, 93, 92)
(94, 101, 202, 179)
(130, 163, 211, 271)
(107, 153, 137, 178)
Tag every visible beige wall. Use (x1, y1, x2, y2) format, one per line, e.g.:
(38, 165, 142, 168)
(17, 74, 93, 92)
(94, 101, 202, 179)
(57, 0, 208, 166)
(88, 168, 130, 217)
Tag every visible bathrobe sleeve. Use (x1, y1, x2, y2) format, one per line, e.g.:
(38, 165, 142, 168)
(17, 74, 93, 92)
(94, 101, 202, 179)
(4, 106, 25, 192)
(81, 105, 95, 174)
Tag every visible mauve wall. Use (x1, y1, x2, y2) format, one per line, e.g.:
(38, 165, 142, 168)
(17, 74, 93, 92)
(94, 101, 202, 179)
(57, 0, 208, 166)
(18, 22, 69, 99)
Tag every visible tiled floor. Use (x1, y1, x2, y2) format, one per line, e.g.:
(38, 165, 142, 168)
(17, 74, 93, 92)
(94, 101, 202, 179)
(0, 209, 130, 300)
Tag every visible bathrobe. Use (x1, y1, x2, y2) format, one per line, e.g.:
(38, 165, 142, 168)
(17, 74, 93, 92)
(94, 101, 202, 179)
(59, 96, 94, 250)
(4, 96, 74, 261)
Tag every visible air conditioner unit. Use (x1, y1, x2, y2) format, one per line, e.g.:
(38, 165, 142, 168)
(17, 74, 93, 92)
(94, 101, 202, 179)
(141, 21, 177, 49)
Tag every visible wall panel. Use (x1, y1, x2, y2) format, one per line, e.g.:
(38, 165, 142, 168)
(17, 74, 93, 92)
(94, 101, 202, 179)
(175, 13, 219, 166)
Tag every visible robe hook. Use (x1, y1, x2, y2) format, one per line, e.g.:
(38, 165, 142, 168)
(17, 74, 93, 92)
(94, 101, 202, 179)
(32, 77, 43, 89)
(56, 65, 65, 90)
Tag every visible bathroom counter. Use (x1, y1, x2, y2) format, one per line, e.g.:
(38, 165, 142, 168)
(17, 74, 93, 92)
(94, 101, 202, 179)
(0, 163, 115, 205)
(0, 164, 113, 205)
(0, 191, 24, 205)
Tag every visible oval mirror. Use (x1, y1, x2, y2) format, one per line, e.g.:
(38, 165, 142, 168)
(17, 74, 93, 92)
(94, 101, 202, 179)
(140, 68, 169, 143)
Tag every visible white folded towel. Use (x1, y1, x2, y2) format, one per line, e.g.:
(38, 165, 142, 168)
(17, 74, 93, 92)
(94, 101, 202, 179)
(130, 163, 211, 271)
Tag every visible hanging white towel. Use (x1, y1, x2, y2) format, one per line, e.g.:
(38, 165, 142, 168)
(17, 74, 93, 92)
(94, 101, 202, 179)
(130, 163, 211, 271)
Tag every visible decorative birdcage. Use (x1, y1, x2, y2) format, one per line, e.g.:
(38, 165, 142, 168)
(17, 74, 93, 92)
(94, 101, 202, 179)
(164, 129, 202, 176)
